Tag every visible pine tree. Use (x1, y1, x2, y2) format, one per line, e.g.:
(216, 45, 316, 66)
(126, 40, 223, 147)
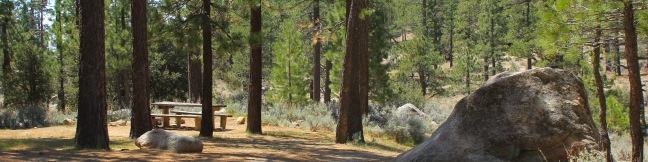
(247, 0, 263, 134)
(311, 0, 322, 102)
(200, 0, 215, 137)
(76, 0, 110, 150)
(622, 1, 643, 161)
(130, 0, 153, 139)
(336, 0, 369, 144)
(269, 19, 309, 105)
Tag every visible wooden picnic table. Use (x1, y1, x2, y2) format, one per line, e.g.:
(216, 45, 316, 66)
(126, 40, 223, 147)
(151, 102, 227, 128)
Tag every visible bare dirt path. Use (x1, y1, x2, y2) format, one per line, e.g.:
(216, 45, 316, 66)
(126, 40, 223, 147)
(0, 118, 405, 161)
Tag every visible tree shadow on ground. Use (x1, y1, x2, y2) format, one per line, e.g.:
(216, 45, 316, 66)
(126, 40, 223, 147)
(0, 134, 394, 161)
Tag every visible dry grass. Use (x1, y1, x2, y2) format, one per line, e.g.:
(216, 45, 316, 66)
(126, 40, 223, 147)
(0, 117, 405, 161)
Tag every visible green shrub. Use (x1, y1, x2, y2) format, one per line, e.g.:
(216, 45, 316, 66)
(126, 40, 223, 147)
(607, 96, 629, 132)
(0, 105, 48, 129)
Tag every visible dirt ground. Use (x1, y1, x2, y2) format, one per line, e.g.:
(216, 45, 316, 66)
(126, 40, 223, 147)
(0, 118, 406, 161)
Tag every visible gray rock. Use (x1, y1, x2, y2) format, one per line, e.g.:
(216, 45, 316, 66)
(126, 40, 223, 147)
(395, 68, 600, 162)
(396, 103, 427, 117)
(135, 129, 203, 153)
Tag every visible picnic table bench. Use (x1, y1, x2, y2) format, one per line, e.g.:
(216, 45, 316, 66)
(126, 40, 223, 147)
(150, 102, 228, 129)
(171, 110, 233, 129)
(150, 114, 203, 129)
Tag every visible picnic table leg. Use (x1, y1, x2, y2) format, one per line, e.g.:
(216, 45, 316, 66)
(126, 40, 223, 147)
(161, 106, 170, 127)
(194, 117, 201, 130)
(220, 116, 227, 129)
(175, 116, 182, 127)
(150, 116, 157, 127)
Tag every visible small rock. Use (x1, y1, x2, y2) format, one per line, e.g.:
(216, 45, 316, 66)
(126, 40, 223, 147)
(236, 117, 246, 125)
(291, 120, 303, 128)
(396, 103, 427, 116)
(63, 118, 76, 126)
(115, 120, 127, 126)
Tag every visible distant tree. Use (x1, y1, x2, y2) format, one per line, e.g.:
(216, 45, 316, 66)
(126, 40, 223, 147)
(130, 0, 152, 139)
(311, 0, 322, 102)
(0, 0, 13, 107)
(506, 0, 536, 70)
(368, 1, 394, 104)
(200, 0, 215, 137)
(622, 1, 643, 161)
(592, 23, 612, 162)
(247, 0, 263, 134)
(55, 0, 66, 111)
(336, 0, 368, 144)
(323, 60, 332, 103)
(76, 0, 110, 150)
(269, 19, 309, 105)
(454, 0, 479, 94)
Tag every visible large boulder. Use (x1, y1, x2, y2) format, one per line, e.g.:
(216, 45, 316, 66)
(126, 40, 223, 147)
(395, 68, 600, 162)
(135, 129, 203, 153)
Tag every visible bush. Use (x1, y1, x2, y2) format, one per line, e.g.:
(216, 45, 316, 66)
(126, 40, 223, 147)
(108, 108, 131, 122)
(378, 109, 429, 145)
(0, 105, 48, 129)
(607, 95, 629, 132)
(261, 103, 337, 132)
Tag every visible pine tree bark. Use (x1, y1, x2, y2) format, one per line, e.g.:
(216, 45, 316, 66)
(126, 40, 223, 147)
(76, 0, 109, 150)
(200, 0, 215, 137)
(187, 20, 202, 103)
(247, 0, 262, 134)
(188, 52, 202, 103)
(311, 0, 321, 102)
(622, 2, 644, 162)
(130, 0, 152, 139)
(1, 6, 11, 77)
(592, 25, 612, 162)
(336, 0, 368, 144)
(418, 68, 427, 96)
(614, 37, 621, 75)
(323, 60, 332, 103)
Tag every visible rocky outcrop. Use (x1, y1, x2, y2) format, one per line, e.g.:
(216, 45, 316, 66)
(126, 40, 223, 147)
(395, 68, 600, 162)
(135, 129, 203, 153)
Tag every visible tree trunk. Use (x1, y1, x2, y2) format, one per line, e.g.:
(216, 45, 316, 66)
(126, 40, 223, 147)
(187, 17, 202, 103)
(525, 0, 532, 70)
(483, 56, 489, 81)
(336, 0, 368, 144)
(623, 2, 644, 162)
(75, 0, 80, 28)
(466, 48, 471, 94)
(76, 0, 109, 150)
(116, 2, 130, 109)
(188, 49, 202, 103)
(593, 25, 612, 162)
(200, 0, 215, 137)
(311, 0, 321, 102)
(1, 11, 11, 77)
(490, 15, 496, 76)
(55, 0, 66, 112)
(247, 1, 262, 134)
(130, 0, 152, 139)
(614, 37, 621, 75)
(418, 69, 427, 96)
(448, 23, 454, 67)
(323, 60, 332, 103)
